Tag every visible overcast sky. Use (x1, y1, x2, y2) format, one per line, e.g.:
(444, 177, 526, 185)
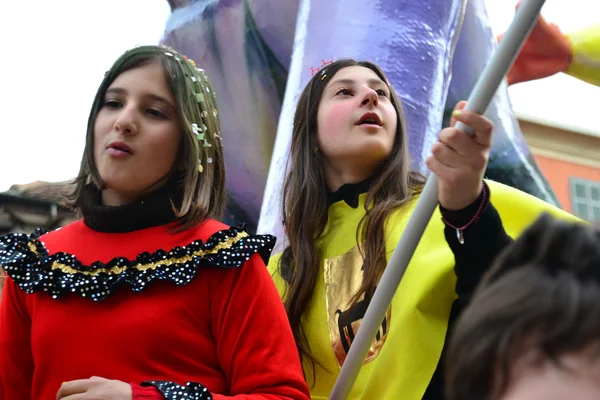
(0, 0, 598, 191)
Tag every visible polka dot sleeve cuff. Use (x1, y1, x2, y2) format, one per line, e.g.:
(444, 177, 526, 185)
(139, 381, 213, 400)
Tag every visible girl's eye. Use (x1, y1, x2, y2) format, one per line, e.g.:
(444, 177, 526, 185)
(335, 88, 353, 96)
(104, 100, 122, 109)
(376, 89, 388, 97)
(147, 109, 168, 119)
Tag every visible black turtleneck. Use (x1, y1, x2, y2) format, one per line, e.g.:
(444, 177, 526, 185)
(328, 178, 373, 208)
(80, 175, 184, 233)
(327, 177, 490, 229)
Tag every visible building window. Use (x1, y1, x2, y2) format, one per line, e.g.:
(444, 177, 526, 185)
(570, 178, 600, 222)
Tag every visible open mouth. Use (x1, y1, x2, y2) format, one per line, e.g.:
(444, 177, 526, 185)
(356, 112, 383, 126)
(107, 141, 133, 155)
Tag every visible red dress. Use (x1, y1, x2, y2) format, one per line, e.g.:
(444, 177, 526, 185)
(0, 215, 309, 400)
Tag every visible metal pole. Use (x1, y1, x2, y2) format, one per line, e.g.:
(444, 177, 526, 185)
(329, 0, 547, 398)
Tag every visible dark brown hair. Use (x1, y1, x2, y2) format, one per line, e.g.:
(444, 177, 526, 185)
(70, 45, 226, 229)
(447, 214, 600, 400)
(277, 59, 424, 376)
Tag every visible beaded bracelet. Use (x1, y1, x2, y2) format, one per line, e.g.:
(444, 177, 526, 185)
(441, 182, 489, 245)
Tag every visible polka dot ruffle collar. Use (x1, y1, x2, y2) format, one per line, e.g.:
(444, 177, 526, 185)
(0, 226, 275, 301)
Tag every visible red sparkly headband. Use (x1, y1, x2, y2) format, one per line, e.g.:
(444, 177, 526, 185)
(308, 58, 391, 86)
(309, 59, 334, 76)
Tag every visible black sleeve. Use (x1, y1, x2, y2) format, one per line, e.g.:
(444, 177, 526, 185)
(422, 202, 513, 400)
(446, 202, 513, 306)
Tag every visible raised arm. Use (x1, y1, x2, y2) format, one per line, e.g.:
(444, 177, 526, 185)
(423, 183, 513, 399)
(441, 182, 513, 305)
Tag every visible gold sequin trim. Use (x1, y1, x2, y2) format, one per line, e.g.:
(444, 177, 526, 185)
(26, 231, 248, 277)
(28, 242, 38, 254)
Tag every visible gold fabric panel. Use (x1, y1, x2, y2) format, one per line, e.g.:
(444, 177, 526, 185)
(324, 245, 390, 367)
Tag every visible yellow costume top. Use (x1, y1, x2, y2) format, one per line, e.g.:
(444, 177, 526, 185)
(268, 180, 578, 399)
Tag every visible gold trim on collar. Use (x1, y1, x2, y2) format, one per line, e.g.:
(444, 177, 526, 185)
(27, 231, 248, 277)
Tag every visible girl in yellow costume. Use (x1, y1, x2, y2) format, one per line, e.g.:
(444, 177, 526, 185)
(268, 59, 577, 400)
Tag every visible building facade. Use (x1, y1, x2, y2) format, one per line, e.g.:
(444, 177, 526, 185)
(519, 114, 600, 222)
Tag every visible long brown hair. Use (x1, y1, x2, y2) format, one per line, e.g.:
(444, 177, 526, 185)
(70, 45, 226, 229)
(278, 59, 425, 373)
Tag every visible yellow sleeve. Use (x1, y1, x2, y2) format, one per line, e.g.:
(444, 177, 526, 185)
(566, 24, 600, 87)
(486, 180, 581, 238)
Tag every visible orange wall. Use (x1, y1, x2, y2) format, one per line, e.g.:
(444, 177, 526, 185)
(534, 154, 600, 212)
